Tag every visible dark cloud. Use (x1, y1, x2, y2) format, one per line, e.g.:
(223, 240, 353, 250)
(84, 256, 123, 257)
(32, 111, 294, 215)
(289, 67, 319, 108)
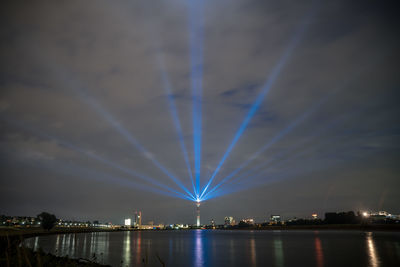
(1, 0, 399, 224)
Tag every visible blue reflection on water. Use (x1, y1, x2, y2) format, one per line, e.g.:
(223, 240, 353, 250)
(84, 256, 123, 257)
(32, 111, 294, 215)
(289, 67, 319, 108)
(194, 230, 205, 267)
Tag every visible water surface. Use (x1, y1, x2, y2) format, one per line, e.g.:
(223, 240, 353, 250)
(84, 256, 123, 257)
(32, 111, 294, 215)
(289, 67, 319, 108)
(24, 230, 400, 267)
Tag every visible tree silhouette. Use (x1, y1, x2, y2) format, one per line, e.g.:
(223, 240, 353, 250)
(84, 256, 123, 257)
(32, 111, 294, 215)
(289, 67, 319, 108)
(37, 212, 57, 231)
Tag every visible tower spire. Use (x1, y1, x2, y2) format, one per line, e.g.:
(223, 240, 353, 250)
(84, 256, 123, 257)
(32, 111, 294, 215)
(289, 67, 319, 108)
(196, 201, 200, 227)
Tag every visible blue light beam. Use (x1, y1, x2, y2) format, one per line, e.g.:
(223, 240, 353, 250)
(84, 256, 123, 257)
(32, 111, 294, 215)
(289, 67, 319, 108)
(142, 8, 197, 197)
(34, 63, 195, 200)
(200, 4, 317, 198)
(203, 108, 377, 200)
(16, 155, 193, 201)
(227, 129, 384, 195)
(77, 88, 195, 200)
(158, 61, 196, 196)
(201, 91, 332, 199)
(189, 0, 205, 197)
(1, 116, 196, 201)
(202, 52, 385, 199)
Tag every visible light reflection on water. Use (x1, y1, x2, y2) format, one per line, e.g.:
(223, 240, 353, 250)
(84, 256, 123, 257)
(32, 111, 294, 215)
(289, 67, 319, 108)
(314, 235, 324, 267)
(33, 236, 39, 251)
(135, 230, 141, 265)
(194, 229, 204, 267)
(23, 230, 399, 267)
(122, 231, 130, 266)
(250, 235, 257, 267)
(273, 232, 284, 267)
(366, 232, 380, 267)
(229, 237, 235, 266)
(81, 233, 86, 256)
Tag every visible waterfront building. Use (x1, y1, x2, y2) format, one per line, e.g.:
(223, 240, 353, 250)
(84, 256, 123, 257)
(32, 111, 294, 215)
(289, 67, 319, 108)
(270, 215, 281, 224)
(242, 218, 254, 225)
(224, 216, 235, 226)
(124, 218, 131, 227)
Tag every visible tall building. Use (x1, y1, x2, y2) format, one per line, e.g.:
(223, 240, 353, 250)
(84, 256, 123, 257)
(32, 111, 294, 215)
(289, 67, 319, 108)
(196, 202, 200, 227)
(134, 211, 142, 228)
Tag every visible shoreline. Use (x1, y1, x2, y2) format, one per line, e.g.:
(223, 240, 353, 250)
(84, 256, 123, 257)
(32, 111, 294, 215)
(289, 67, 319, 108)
(2, 223, 399, 240)
(1, 223, 399, 248)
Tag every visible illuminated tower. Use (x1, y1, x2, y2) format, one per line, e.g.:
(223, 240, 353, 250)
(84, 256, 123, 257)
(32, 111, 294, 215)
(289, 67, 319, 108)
(134, 211, 142, 229)
(196, 202, 200, 227)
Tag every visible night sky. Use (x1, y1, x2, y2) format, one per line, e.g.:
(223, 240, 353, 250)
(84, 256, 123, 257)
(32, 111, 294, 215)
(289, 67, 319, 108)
(1, 0, 399, 225)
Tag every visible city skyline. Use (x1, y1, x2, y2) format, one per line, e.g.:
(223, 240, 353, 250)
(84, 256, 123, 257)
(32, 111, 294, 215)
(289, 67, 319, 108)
(1, 0, 399, 224)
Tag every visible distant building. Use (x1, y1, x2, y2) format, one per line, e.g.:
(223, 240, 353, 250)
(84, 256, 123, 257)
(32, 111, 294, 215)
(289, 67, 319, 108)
(365, 211, 400, 222)
(375, 211, 389, 216)
(140, 224, 165, 230)
(241, 218, 254, 225)
(312, 214, 318, 219)
(270, 215, 281, 225)
(124, 218, 131, 226)
(134, 211, 142, 228)
(224, 216, 235, 226)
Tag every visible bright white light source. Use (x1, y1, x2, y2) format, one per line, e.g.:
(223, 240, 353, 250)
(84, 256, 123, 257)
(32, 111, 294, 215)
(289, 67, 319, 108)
(124, 218, 131, 226)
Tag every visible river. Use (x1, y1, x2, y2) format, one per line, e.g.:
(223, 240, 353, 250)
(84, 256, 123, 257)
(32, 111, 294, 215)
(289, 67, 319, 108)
(24, 230, 400, 267)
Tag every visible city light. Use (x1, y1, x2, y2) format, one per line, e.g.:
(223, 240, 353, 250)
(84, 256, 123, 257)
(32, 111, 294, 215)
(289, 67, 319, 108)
(124, 219, 131, 226)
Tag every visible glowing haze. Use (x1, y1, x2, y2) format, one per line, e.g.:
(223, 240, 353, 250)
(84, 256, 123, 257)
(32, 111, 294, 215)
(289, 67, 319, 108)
(0, 0, 399, 224)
